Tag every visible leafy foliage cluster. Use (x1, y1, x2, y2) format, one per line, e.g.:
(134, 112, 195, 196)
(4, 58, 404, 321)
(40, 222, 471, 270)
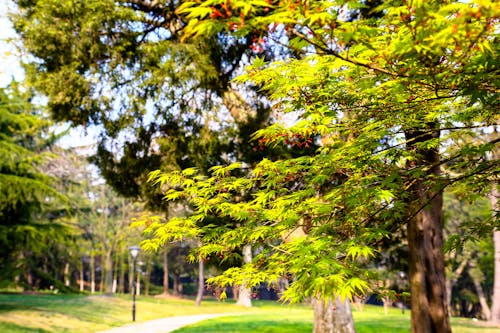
(137, 0, 499, 305)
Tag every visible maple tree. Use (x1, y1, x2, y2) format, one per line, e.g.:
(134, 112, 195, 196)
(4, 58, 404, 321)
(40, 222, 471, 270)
(140, 1, 499, 332)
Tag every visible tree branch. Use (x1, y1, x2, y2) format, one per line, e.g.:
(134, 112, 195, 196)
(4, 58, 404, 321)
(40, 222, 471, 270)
(291, 28, 406, 78)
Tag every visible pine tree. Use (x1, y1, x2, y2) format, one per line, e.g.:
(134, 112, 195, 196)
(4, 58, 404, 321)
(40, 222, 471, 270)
(0, 84, 67, 288)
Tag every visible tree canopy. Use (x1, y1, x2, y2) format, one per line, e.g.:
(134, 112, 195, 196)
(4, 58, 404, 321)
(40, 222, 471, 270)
(0, 84, 68, 287)
(138, 1, 499, 332)
(9, 0, 500, 331)
(12, 0, 279, 210)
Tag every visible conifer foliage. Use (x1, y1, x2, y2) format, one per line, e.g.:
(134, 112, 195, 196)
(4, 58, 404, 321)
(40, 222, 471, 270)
(0, 85, 66, 287)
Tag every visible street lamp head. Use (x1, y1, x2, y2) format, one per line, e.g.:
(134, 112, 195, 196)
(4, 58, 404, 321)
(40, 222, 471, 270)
(129, 245, 141, 259)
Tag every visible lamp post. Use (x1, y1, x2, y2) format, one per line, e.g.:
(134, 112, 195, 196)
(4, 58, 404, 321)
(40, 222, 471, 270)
(129, 245, 140, 322)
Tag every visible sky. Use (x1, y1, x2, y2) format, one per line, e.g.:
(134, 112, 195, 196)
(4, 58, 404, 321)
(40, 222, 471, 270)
(0, 1, 23, 86)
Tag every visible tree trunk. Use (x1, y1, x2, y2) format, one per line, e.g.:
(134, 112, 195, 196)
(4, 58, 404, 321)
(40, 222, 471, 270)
(446, 257, 468, 315)
(312, 297, 356, 333)
(469, 265, 492, 320)
(90, 253, 96, 294)
(352, 296, 365, 312)
(64, 262, 70, 287)
(195, 258, 204, 306)
(26, 267, 33, 289)
(163, 247, 170, 295)
(405, 127, 451, 333)
(79, 259, 84, 291)
(112, 252, 119, 294)
(382, 296, 393, 315)
(99, 267, 104, 292)
(408, 183, 451, 333)
(173, 272, 183, 296)
(490, 182, 500, 323)
(236, 244, 252, 307)
(445, 279, 451, 316)
(277, 276, 289, 300)
(144, 256, 152, 296)
(104, 251, 114, 295)
(118, 251, 125, 293)
(232, 286, 239, 301)
(136, 269, 141, 296)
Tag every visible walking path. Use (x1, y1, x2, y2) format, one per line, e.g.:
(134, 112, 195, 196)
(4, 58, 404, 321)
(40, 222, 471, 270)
(96, 313, 237, 333)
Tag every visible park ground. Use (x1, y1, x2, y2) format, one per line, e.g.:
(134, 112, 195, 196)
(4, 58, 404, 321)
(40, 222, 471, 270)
(0, 293, 499, 333)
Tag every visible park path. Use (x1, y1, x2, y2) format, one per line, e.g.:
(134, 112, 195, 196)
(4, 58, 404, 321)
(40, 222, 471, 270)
(95, 313, 236, 333)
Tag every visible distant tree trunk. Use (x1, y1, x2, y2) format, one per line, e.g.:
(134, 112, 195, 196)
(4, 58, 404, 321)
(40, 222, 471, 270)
(469, 264, 492, 320)
(352, 296, 366, 312)
(145, 257, 152, 296)
(173, 272, 183, 296)
(136, 269, 141, 296)
(232, 286, 239, 300)
(236, 244, 252, 307)
(445, 258, 468, 315)
(490, 181, 500, 323)
(312, 297, 356, 333)
(104, 251, 113, 295)
(90, 253, 96, 294)
(15, 252, 23, 286)
(112, 252, 119, 293)
(405, 127, 451, 333)
(277, 276, 289, 299)
(26, 263, 33, 290)
(99, 268, 104, 292)
(382, 296, 393, 315)
(118, 251, 125, 293)
(195, 258, 205, 306)
(64, 262, 70, 287)
(163, 248, 170, 295)
(79, 258, 84, 291)
(129, 258, 133, 295)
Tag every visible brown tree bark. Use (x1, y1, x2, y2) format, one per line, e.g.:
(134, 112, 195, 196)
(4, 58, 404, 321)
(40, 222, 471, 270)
(104, 251, 114, 295)
(112, 251, 120, 293)
(382, 296, 393, 315)
(445, 257, 468, 315)
(195, 258, 205, 306)
(64, 262, 70, 287)
(312, 297, 356, 333)
(408, 184, 450, 333)
(136, 266, 141, 296)
(173, 272, 183, 295)
(490, 182, 500, 323)
(79, 258, 85, 292)
(90, 252, 96, 293)
(469, 262, 492, 320)
(163, 247, 170, 295)
(118, 251, 125, 293)
(405, 126, 451, 333)
(144, 257, 152, 296)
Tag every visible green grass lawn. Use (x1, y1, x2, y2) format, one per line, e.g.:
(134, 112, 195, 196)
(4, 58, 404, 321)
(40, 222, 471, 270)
(173, 303, 500, 333)
(1, 294, 498, 333)
(0, 293, 247, 333)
